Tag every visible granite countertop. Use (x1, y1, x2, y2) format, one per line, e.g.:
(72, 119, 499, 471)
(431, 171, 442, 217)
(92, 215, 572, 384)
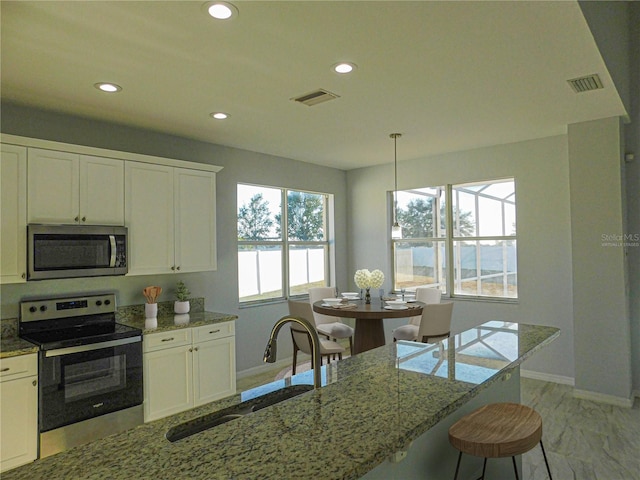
(3, 321, 559, 480)
(0, 336, 39, 359)
(117, 311, 238, 335)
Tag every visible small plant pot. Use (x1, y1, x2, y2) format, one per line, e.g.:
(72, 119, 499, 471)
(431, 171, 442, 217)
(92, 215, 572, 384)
(174, 300, 190, 314)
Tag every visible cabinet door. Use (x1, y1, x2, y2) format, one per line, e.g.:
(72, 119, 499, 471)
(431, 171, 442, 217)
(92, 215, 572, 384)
(125, 162, 174, 275)
(193, 336, 236, 406)
(0, 356, 38, 473)
(79, 155, 124, 225)
(27, 148, 79, 223)
(143, 346, 193, 422)
(174, 168, 217, 272)
(0, 144, 27, 283)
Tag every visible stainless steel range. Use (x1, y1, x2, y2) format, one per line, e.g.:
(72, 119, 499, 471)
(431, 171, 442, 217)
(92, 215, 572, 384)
(19, 293, 143, 458)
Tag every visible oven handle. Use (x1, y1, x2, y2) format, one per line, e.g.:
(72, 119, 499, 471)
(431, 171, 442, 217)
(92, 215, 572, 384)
(44, 336, 141, 357)
(109, 235, 117, 267)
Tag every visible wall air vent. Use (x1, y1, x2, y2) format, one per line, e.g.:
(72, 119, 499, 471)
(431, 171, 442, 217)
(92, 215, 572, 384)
(567, 74, 603, 93)
(292, 89, 340, 106)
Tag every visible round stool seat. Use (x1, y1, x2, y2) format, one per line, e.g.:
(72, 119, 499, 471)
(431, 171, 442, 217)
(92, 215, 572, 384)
(449, 403, 542, 458)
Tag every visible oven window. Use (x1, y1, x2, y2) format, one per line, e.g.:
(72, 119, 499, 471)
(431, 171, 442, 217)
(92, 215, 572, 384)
(33, 235, 111, 270)
(63, 355, 126, 402)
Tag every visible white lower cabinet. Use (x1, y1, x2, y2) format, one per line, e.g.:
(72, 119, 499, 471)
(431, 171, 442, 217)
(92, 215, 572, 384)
(0, 354, 38, 472)
(143, 322, 236, 422)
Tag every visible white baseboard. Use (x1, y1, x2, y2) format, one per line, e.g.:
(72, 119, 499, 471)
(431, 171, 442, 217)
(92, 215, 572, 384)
(236, 356, 301, 380)
(520, 369, 575, 386)
(573, 388, 634, 408)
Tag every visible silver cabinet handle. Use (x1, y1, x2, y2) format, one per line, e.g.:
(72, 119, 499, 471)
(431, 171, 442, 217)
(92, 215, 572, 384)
(161, 337, 175, 342)
(171, 266, 176, 271)
(32, 380, 37, 387)
(209, 329, 220, 334)
(1, 367, 10, 372)
(176, 266, 181, 271)
(74, 216, 79, 222)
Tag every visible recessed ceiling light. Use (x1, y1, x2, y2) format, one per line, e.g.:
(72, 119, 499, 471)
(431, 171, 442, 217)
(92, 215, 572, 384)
(210, 112, 229, 120)
(204, 2, 238, 20)
(94, 82, 122, 93)
(333, 62, 357, 74)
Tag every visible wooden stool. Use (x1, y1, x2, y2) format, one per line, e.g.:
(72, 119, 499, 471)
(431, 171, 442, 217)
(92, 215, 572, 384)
(448, 403, 552, 480)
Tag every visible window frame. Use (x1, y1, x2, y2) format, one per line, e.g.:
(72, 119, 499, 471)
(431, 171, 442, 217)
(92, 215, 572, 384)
(237, 183, 333, 306)
(391, 178, 517, 302)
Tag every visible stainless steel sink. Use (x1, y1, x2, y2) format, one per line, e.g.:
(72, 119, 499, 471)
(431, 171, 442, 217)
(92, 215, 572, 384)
(165, 384, 314, 442)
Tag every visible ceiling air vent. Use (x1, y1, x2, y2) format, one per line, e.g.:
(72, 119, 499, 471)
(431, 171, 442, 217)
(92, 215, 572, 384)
(292, 89, 340, 106)
(567, 74, 603, 93)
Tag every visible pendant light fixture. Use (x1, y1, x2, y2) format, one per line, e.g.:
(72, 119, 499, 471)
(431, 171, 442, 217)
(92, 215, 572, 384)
(390, 133, 403, 239)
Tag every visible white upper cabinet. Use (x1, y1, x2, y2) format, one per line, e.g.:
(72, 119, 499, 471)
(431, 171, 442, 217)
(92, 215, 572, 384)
(174, 168, 217, 273)
(79, 155, 125, 225)
(27, 148, 124, 225)
(125, 163, 217, 275)
(125, 162, 175, 275)
(0, 144, 27, 283)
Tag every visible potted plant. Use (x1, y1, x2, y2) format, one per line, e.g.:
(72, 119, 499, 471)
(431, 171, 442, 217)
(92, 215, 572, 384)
(174, 280, 191, 314)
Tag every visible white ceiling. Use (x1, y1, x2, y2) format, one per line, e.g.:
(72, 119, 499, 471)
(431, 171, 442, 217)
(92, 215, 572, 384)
(0, 1, 627, 170)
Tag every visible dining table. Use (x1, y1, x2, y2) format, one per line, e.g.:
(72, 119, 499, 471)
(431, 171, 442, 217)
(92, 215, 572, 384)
(312, 299, 424, 354)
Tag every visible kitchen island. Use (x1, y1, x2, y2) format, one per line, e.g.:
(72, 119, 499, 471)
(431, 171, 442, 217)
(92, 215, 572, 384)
(3, 321, 558, 480)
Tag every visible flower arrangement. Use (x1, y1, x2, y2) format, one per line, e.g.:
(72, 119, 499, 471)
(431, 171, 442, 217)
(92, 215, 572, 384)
(354, 269, 385, 289)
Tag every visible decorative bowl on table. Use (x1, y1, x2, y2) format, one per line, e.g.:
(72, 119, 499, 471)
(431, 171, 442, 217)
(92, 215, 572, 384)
(322, 298, 343, 306)
(385, 300, 408, 310)
(341, 292, 360, 299)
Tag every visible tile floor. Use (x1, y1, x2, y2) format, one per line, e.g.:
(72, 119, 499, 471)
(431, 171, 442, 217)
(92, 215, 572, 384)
(521, 378, 639, 480)
(237, 366, 640, 480)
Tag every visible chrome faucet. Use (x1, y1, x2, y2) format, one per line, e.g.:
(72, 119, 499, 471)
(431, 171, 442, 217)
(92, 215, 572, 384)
(263, 315, 322, 389)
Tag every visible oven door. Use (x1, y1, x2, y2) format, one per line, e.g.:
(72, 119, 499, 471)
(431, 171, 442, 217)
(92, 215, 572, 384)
(39, 337, 142, 432)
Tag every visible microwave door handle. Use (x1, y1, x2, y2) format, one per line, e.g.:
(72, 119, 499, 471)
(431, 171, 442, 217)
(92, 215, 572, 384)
(109, 235, 117, 267)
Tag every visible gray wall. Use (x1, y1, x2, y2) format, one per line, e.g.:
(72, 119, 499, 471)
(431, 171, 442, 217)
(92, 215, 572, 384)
(0, 103, 349, 372)
(581, 0, 640, 393)
(346, 135, 576, 383)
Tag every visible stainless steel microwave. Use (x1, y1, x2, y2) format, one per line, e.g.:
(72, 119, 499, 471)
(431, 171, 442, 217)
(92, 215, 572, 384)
(28, 224, 128, 280)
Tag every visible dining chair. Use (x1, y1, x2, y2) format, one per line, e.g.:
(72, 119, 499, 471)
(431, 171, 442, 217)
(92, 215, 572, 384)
(414, 301, 454, 343)
(392, 287, 442, 342)
(287, 300, 346, 374)
(307, 287, 354, 354)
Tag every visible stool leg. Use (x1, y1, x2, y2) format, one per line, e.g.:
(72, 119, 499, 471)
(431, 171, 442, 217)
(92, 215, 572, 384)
(453, 451, 462, 480)
(512, 456, 520, 480)
(540, 440, 553, 479)
(480, 458, 487, 479)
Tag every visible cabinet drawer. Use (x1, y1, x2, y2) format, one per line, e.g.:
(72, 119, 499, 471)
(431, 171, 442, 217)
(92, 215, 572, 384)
(192, 322, 235, 343)
(0, 354, 37, 380)
(144, 329, 192, 353)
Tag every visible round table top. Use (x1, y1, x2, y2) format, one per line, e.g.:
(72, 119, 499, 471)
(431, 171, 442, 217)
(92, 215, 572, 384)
(312, 299, 424, 319)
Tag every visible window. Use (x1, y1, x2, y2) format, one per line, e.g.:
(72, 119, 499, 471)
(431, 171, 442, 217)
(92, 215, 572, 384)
(237, 184, 331, 304)
(392, 179, 517, 299)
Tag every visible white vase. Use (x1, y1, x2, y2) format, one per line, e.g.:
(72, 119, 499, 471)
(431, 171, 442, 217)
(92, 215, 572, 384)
(145, 303, 158, 319)
(174, 300, 190, 314)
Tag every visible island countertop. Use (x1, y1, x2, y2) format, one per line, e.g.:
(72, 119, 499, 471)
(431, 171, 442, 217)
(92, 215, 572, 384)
(3, 321, 559, 480)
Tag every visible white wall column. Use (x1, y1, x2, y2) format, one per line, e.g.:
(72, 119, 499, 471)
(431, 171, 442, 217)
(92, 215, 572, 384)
(568, 117, 632, 405)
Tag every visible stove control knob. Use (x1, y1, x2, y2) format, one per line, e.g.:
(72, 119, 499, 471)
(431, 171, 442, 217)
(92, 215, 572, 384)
(96, 300, 103, 306)
(40, 305, 47, 312)
(29, 306, 37, 313)
(104, 299, 111, 305)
